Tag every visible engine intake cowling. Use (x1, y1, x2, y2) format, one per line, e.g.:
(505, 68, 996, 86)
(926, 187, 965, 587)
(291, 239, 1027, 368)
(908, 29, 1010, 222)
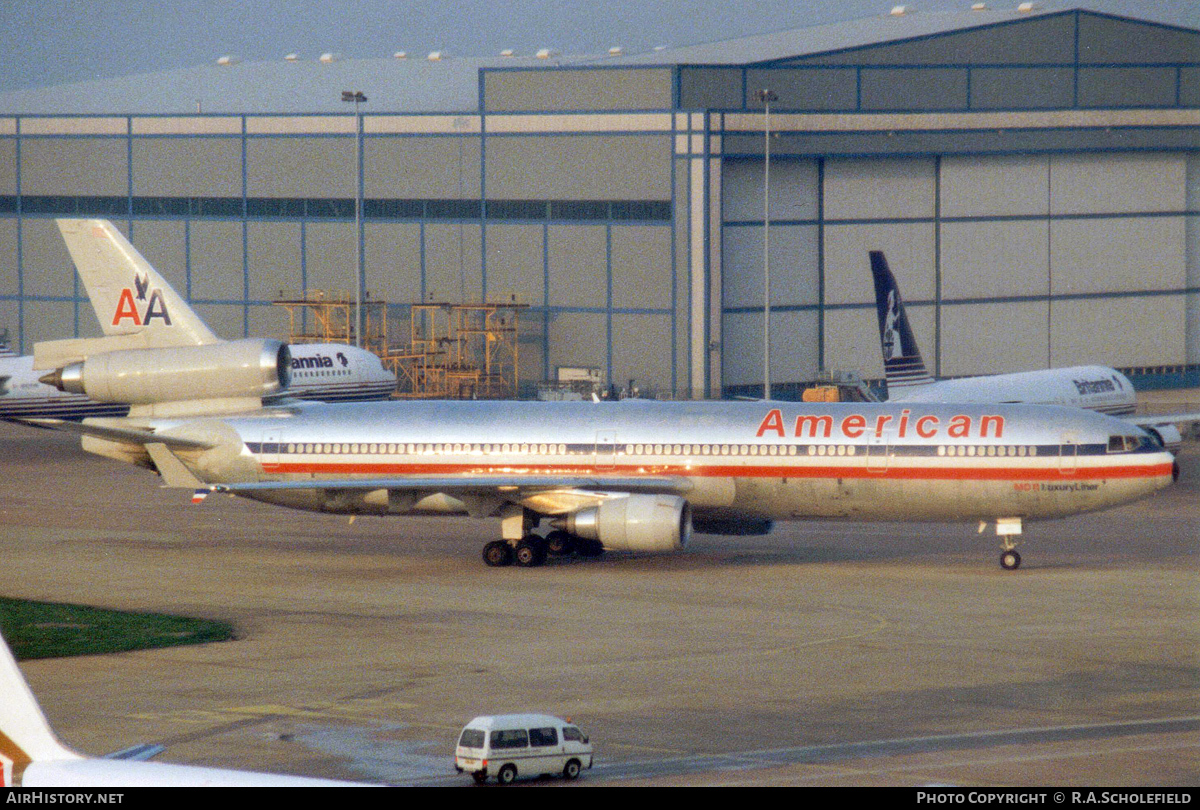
(43, 339, 290, 404)
(561, 494, 691, 553)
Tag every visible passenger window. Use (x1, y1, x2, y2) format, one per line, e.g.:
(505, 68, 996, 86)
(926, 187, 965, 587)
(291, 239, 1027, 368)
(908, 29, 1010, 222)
(562, 727, 584, 743)
(529, 727, 558, 747)
(490, 729, 529, 749)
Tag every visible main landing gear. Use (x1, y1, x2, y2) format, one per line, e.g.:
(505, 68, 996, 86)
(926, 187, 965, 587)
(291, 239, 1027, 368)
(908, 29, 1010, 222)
(481, 533, 605, 568)
(481, 507, 603, 568)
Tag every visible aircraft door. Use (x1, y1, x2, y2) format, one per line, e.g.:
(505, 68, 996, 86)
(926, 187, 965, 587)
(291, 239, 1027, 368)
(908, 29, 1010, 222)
(1059, 432, 1078, 474)
(866, 425, 892, 473)
(595, 430, 617, 470)
(261, 430, 283, 471)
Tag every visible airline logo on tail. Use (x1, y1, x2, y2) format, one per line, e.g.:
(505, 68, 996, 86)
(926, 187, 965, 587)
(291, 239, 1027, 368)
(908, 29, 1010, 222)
(111, 271, 172, 327)
(882, 290, 901, 360)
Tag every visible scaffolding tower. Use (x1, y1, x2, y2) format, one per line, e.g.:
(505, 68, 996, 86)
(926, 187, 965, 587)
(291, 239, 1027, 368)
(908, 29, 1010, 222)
(274, 291, 525, 399)
(273, 289, 388, 356)
(388, 301, 525, 399)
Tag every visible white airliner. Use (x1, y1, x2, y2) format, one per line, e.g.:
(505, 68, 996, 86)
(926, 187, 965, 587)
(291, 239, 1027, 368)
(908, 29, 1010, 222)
(0, 219, 396, 421)
(44, 397, 1175, 571)
(869, 251, 1199, 450)
(0, 631, 368, 787)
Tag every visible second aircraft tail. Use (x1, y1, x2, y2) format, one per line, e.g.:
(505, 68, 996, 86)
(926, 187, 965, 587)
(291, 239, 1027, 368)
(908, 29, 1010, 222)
(0, 631, 83, 786)
(869, 250, 935, 395)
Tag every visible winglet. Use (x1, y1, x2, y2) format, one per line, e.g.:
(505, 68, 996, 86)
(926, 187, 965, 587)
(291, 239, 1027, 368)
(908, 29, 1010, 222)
(868, 251, 934, 394)
(0, 631, 83, 786)
(56, 219, 218, 348)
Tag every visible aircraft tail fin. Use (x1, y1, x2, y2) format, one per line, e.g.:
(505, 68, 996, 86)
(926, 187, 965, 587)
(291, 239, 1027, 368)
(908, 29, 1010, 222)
(56, 219, 219, 348)
(0, 631, 83, 786)
(869, 251, 934, 394)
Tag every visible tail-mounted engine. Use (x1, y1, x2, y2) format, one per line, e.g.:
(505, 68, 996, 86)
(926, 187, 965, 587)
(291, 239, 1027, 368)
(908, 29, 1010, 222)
(558, 494, 692, 553)
(41, 339, 291, 405)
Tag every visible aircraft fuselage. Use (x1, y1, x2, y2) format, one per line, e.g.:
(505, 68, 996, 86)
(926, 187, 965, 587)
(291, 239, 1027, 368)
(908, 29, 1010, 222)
(150, 399, 1174, 525)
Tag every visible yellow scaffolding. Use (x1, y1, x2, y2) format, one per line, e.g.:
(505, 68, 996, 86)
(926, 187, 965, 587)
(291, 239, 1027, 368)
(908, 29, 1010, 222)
(273, 289, 388, 356)
(388, 301, 525, 399)
(274, 291, 525, 399)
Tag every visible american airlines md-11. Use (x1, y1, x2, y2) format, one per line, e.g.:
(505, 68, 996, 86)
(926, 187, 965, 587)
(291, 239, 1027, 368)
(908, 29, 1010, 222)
(61, 398, 1176, 571)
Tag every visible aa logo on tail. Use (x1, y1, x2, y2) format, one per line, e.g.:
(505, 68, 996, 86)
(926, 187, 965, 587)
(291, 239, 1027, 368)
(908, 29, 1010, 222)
(112, 271, 172, 327)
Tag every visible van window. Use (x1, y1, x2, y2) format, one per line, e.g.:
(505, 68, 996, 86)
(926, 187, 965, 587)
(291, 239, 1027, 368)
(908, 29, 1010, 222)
(562, 726, 584, 743)
(490, 728, 529, 749)
(529, 727, 558, 747)
(459, 729, 485, 748)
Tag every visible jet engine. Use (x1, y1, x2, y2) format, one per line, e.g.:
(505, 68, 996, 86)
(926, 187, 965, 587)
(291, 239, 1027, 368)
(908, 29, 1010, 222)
(558, 494, 691, 553)
(41, 339, 290, 404)
(1143, 423, 1182, 452)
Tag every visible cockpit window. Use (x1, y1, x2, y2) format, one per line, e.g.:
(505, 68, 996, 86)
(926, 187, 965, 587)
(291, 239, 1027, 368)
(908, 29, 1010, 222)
(1107, 434, 1143, 453)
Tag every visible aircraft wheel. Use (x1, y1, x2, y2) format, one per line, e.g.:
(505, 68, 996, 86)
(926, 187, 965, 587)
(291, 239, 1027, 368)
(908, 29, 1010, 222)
(514, 538, 547, 568)
(498, 763, 518, 784)
(482, 541, 513, 567)
(545, 529, 575, 556)
(1000, 549, 1021, 570)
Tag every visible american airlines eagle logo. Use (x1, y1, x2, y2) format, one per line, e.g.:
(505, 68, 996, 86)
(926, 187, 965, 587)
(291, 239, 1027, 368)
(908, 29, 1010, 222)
(111, 271, 172, 327)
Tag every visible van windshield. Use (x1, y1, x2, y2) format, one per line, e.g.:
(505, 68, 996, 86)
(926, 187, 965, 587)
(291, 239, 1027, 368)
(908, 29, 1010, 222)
(458, 729, 486, 748)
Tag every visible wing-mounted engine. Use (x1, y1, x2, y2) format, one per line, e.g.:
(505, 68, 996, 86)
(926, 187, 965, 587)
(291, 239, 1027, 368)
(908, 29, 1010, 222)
(40, 339, 291, 416)
(556, 494, 692, 552)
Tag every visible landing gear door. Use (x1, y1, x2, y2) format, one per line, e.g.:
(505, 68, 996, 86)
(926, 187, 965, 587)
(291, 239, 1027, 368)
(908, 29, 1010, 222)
(595, 430, 617, 471)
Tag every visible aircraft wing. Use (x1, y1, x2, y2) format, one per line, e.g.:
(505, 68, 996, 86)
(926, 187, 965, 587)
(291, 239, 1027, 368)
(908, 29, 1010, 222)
(1128, 412, 1200, 427)
(210, 475, 693, 496)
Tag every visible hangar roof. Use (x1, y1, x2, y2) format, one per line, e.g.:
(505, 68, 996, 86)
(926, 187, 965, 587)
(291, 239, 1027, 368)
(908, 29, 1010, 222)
(0, 5, 1194, 115)
(607, 5, 1066, 65)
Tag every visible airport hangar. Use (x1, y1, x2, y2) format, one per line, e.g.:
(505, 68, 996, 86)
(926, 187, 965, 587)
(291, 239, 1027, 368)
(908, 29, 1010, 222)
(0, 5, 1197, 401)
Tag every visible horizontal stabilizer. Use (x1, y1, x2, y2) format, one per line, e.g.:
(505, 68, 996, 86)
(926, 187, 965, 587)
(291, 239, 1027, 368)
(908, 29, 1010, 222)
(103, 744, 166, 762)
(19, 418, 217, 450)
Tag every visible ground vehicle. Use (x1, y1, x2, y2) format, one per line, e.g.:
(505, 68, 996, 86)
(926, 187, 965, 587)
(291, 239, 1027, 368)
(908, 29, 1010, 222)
(454, 713, 593, 784)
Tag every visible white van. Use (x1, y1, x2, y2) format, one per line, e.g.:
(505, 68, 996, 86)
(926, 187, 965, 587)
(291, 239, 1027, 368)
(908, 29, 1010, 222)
(454, 713, 594, 784)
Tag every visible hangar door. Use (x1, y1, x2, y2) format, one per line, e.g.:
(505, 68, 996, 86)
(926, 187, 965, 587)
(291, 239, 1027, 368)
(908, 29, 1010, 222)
(720, 158, 821, 389)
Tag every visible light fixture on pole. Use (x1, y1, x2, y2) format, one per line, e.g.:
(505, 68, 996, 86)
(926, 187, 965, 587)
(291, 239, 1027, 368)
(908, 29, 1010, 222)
(341, 90, 368, 348)
(758, 88, 777, 401)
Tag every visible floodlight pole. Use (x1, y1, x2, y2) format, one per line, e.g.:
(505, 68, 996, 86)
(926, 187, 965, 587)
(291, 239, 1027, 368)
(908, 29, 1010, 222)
(342, 90, 368, 348)
(758, 89, 777, 401)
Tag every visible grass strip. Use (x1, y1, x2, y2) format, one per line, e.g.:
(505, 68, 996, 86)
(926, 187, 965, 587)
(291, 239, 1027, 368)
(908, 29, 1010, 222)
(0, 597, 234, 660)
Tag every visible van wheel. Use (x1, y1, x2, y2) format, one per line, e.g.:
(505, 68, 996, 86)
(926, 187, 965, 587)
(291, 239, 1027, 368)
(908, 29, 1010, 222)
(498, 763, 518, 784)
(471, 771, 488, 784)
(563, 759, 581, 780)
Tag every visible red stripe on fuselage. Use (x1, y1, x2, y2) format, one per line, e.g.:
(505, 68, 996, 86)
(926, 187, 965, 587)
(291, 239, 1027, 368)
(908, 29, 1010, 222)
(258, 460, 1174, 482)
